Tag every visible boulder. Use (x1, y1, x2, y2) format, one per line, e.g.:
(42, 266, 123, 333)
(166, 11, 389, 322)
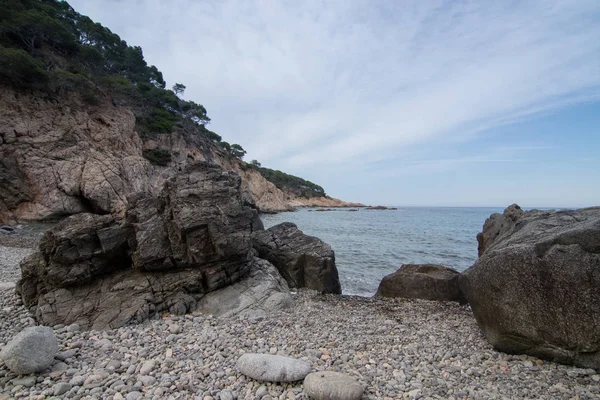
(197, 256, 294, 317)
(0, 326, 58, 374)
(16, 163, 263, 329)
(236, 353, 311, 382)
(375, 264, 465, 302)
(460, 206, 600, 369)
(303, 371, 363, 400)
(252, 222, 341, 294)
(476, 203, 524, 256)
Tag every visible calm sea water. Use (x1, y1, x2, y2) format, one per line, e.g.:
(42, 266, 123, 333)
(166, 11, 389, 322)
(260, 207, 503, 296)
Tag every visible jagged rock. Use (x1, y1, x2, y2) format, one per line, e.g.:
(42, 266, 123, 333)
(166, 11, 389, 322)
(303, 371, 363, 400)
(375, 264, 465, 302)
(476, 203, 524, 256)
(197, 257, 293, 317)
(0, 326, 58, 374)
(460, 206, 600, 369)
(236, 353, 311, 382)
(16, 163, 263, 329)
(0, 88, 294, 223)
(252, 222, 341, 294)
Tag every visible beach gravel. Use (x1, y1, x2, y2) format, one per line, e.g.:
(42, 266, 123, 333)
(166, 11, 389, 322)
(1, 247, 599, 399)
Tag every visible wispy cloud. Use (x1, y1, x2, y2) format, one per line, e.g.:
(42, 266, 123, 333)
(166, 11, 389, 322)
(68, 0, 600, 206)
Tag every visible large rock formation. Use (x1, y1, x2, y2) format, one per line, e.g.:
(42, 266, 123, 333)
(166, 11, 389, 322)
(0, 88, 294, 223)
(476, 203, 524, 256)
(375, 264, 465, 302)
(460, 206, 600, 369)
(252, 222, 341, 294)
(16, 163, 268, 329)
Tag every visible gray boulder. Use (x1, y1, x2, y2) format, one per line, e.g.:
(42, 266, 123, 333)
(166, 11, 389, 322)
(460, 206, 600, 369)
(236, 353, 311, 382)
(303, 371, 363, 400)
(17, 163, 263, 329)
(476, 203, 524, 256)
(0, 326, 58, 374)
(197, 257, 294, 318)
(252, 222, 341, 294)
(375, 264, 465, 302)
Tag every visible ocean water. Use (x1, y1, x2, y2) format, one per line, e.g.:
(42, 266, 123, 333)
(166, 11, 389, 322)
(260, 207, 504, 297)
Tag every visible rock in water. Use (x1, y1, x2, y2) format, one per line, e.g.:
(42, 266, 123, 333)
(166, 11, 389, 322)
(16, 163, 262, 329)
(460, 206, 600, 369)
(236, 353, 311, 382)
(0, 326, 59, 374)
(198, 257, 293, 317)
(375, 264, 465, 302)
(303, 371, 363, 400)
(252, 222, 341, 294)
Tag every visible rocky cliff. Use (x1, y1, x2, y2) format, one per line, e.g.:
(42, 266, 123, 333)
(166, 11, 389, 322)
(0, 87, 310, 223)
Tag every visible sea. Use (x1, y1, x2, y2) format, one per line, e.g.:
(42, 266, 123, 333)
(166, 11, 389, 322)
(260, 207, 504, 297)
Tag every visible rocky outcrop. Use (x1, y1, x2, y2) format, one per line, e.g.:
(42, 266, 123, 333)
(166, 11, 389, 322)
(287, 196, 365, 208)
(253, 222, 341, 294)
(16, 163, 268, 330)
(375, 264, 465, 302)
(460, 206, 600, 369)
(0, 88, 295, 223)
(476, 203, 524, 256)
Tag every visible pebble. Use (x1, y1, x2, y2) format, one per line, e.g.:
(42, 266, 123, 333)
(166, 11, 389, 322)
(303, 371, 363, 400)
(53, 382, 72, 396)
(1, 245, 600, 399)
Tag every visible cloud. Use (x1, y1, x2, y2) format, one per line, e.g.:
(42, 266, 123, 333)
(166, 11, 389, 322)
(68, 0, 600, 205)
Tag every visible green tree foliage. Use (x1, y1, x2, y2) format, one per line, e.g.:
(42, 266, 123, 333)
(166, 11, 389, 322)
(142, 148, 172, 166)
(250, 160, 261, 167)
(257, 167, 326, 198)
(0, 0, 216, 140)
(230, 144, 246, 159)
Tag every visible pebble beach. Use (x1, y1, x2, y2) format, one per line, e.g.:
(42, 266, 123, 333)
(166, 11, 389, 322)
(1, 236, 599, 400)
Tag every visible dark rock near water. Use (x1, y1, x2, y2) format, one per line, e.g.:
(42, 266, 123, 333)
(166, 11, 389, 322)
(461, 205, 600, 370)
(476, 203, 524, 257)
(252, 222, 341, 294)
(16, 163, 265, 329)
(375, 264, 465, 302)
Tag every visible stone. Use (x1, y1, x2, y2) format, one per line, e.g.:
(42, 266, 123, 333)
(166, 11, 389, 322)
(197, 257, 293, 317)
(16, 163, 263, 329)
(253, 222, 341, 294)
(236, 353, 311, 382)
(11, 376, 36, 387)
(53, 382, 72, 396)
(476, 203, 524, 256)
(375, 264, 465, 302)
(0, 326, 58, 374)
(460, 206, 600, 369)
(139, 360, 155, 375)
(303, 371, 363, 400)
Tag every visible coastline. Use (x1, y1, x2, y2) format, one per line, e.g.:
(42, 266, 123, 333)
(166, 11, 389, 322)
(1, 244, 599, 398)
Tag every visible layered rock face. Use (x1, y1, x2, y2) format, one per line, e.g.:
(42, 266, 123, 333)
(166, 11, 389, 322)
(0, 88, 293, 223)
(253, 222, 341, 294)
(376, 264, 465, 302)
(16, 163, 265, 329)
(460, 206, 600, 369)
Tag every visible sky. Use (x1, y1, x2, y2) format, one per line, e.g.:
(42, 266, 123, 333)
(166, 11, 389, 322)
(68, 0, 600, 207)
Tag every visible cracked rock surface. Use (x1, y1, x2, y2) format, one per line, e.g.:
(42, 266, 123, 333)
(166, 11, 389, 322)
(461, 206, 600, 369)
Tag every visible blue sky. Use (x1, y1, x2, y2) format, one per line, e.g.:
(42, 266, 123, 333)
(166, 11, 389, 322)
(69, 0, 600, 207)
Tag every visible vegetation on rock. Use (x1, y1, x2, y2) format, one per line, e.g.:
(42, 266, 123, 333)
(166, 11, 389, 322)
(252, 165, 326, 199)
